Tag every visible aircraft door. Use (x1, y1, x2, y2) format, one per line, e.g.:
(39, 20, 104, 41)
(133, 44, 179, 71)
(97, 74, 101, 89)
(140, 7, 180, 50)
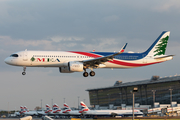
(23, 49, 28, 61)
(143, 58, 147, 63)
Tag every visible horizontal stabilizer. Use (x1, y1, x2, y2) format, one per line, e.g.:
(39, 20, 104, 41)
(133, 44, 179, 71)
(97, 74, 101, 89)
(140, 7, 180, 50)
(154, 55, 174, 59)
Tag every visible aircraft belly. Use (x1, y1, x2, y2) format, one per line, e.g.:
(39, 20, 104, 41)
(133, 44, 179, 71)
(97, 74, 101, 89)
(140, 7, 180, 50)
(29, 62, 64, 67)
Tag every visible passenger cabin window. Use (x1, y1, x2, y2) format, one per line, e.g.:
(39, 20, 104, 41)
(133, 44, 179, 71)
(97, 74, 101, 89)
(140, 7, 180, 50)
(10, 54, 18, 57)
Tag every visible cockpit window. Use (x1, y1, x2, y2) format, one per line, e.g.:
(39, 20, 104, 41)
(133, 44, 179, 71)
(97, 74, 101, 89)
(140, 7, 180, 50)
(10, 54, 18, 57)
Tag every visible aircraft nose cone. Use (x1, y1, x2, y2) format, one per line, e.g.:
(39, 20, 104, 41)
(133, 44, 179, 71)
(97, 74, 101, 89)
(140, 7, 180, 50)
(4, 57, 14, 65)
(4, 57, 10, 64)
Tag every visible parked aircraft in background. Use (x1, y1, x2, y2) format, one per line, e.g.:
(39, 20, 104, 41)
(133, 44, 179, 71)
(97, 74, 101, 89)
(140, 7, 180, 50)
(44, 103, 63, 116)
(52, 103, 62, 115)
(14, 111, 21, 117)
(62, 103, 81, 117)
(19, 106, 26, 115)
(23, 106, 38, 116)
(4, 31, 173, 77)
(80, 101, 143, 117)
(36, 109, 46, 117)
(45, 104, 53, 114)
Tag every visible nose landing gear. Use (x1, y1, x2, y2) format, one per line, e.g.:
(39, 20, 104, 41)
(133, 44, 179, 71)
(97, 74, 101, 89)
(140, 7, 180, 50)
(22, 66, 26, 75)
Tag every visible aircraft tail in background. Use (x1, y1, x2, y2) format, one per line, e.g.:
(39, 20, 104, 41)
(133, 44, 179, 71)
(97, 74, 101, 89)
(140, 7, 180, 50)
(24, 106, 29, 112)
(20, 106, 25, 114)
(45, 104, 52, 113)
(63, 103, 71, 113)
(52, 103, 61, 113)
(79, 101, 90, 113)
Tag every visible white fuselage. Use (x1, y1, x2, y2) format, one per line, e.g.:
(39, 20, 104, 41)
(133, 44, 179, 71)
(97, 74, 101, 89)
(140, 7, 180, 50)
(4, 51, 172, 68)
(23, 111, 38, 116)
(63, 110, 81, 116)
(82, 109, 143, 117)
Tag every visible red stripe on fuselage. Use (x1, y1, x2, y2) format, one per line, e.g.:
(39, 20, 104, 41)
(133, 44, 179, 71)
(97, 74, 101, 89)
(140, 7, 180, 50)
(70, 51, 163, 67)
(110, 60, 163, 67)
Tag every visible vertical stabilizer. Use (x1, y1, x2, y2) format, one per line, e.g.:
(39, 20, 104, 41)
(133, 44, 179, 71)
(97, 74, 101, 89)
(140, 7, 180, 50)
(144, 31, 170, 57)
(20, 106, 25, 114)
(52, 103, 61, 113)
(24, 106, 29, 112)
(63, 103, 71, 113)
(45, 104, 52, 113)
(63, 103, 71, 110)
(80, 101, 90, 111)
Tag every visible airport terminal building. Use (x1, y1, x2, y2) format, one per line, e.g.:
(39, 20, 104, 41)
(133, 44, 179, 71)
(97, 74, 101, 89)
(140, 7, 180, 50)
(86, 75, 180, 108)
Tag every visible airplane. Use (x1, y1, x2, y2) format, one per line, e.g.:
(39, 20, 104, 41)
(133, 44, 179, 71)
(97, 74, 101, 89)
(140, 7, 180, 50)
(14, 111, 21, 117)
(4, 31, 174, 77)
(23, 106, 38, 116)
(44, 103, 63, 117)
(62, 103, 81, 117)
(36, 109, 46, 117)
(36, 105, 49, 117)
(45, 104, 53, 114)
(79, 101, 143, 118)
(52, 103, 62, 114)
(45, 103, 74, 118)
(19, 106, 26, 115)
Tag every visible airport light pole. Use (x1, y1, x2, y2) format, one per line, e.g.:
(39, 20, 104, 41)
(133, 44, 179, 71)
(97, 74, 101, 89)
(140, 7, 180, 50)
(78, 96, 80, 110)
(8, 102, 9, 117)
(107, 94, 110, 109)
(169, 88, 173, 106)
(152, 90, 156, 107)
(169, 88, 173, 114)
(41, 99, 42, 109)
(51, 99, 53, 108)
(131, 87, 138, 120)
(152, 90, 156, 115)
(119, 93, 122, 106)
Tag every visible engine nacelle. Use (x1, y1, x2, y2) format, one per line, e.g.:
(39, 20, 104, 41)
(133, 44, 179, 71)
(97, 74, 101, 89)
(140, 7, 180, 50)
(69, 61, 84, 72)
(59, 61, 84, 73)
(59, 67, 74, 73)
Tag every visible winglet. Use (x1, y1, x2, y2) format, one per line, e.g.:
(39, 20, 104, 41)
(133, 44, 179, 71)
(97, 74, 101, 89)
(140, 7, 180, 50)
(119, 43, 127, 53)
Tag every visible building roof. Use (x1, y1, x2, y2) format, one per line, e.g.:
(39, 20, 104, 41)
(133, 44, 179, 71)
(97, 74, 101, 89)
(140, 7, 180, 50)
(86, 74, 180, 91)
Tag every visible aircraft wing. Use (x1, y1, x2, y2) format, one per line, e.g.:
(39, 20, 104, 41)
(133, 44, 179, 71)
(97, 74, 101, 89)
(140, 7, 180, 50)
(82, 43, 127, 68)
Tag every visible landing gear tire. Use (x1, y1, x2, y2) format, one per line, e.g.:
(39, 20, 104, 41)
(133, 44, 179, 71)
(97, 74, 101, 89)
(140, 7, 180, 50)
(83, 72, 88, 77)
(90, 71, 95, 77)
(22, 72, 26, 75)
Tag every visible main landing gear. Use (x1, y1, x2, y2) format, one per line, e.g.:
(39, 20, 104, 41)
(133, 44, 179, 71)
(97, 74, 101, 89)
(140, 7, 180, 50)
(22, 66, 26, 75)
(83, 70, 95, 77)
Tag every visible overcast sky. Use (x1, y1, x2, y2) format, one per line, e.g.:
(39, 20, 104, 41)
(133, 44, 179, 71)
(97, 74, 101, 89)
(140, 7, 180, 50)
(0, 0, 180, 111)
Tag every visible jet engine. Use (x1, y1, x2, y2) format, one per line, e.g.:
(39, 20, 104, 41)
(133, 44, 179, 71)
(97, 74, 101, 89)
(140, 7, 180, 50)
(59, 61, 84, 73)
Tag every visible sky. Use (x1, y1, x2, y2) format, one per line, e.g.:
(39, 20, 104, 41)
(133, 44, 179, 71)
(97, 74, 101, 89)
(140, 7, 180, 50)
(0, 0, 180, 111)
